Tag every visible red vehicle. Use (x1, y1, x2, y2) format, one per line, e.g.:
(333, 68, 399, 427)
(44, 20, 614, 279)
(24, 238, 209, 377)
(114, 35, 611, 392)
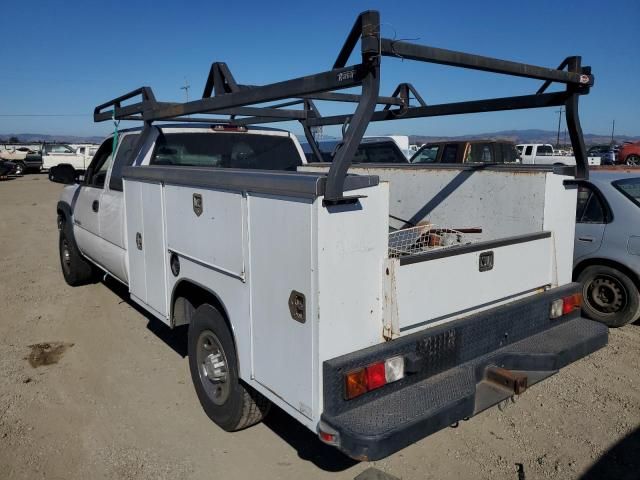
(617, 141, 640, 165)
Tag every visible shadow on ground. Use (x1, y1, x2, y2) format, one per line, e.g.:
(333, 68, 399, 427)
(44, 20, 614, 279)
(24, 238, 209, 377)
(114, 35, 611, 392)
(264, 405, 357, 472)
(102, 277, 188, 357)
(580, 425, 640, 480)
(101, 277, 358, 472)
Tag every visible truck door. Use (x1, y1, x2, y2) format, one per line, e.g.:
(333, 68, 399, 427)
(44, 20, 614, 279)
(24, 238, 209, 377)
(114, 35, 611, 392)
(73, 139, 113, 266)
(574, 184, 607, 262)
(99, 133, 140, 283)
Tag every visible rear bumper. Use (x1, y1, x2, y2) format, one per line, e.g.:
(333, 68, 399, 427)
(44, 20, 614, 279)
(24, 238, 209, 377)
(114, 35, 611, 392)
(320, 286, 608, 460)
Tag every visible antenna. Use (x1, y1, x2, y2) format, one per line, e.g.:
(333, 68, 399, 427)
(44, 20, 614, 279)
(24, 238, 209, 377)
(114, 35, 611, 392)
(180, 78, 191, 103)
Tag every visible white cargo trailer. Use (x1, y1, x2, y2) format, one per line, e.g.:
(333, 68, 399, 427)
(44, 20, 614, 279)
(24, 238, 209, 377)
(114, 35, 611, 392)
(50, 11, 607, 460)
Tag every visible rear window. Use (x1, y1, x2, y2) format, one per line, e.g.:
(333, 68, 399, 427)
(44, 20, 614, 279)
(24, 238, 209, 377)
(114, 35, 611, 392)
(613, 178, 640, 208)
(466, 143, 494, 163)
(353, 143, 406, 163)
(537, 145, 554, 156)
(150, 132, 302, 171)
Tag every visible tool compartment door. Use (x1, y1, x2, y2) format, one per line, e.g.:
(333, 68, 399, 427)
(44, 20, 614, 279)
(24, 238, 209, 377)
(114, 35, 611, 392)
(394, 233, 554, 333)
(124, 180, 169, 322)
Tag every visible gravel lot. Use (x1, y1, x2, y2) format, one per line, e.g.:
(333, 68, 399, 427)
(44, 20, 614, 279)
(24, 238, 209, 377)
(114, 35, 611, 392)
(1, 174, 639, 480)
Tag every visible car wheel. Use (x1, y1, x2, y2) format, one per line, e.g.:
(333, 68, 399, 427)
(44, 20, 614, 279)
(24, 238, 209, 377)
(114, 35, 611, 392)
(14, 161, 25, 176)
(59, 228, 95, 286)
(578, 265, 640, 327)
(188, 304, 270, 431)
(626, 154, 640, 166)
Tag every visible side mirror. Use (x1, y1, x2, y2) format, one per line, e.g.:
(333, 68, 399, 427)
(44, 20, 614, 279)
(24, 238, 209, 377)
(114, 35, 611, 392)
(49, 164, 78, 184)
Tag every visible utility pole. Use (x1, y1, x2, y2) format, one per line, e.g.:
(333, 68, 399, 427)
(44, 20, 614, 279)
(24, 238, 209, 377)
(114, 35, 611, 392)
(555, 107, 563, 148)
(180, 78, 191, 103)
(610, 119, 615, 145)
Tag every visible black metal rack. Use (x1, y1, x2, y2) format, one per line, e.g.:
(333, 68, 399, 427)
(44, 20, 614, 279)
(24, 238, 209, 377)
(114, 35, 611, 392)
(94, 10, 594, 203)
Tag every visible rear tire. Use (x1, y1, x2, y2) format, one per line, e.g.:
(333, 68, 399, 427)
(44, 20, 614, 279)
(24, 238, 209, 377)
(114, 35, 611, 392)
(578, 265, 640, 327)
(59, 228, 94, 286)
(188, 304, 270, 431)
(626, 154, 640, 166)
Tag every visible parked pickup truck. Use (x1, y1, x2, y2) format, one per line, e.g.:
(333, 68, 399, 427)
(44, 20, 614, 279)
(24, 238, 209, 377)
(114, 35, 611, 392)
(517, 143, 600, 166)
(40, 143, 89, 171)
(49, 10, 606, 461)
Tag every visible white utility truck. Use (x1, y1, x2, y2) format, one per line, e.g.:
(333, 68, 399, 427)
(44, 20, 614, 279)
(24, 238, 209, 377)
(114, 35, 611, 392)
(50, 11, 607, 461)
(517, 143, 600, 166)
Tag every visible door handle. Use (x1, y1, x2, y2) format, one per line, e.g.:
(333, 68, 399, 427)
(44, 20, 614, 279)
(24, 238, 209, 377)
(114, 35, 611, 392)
(92, 200, 99, 212)
(578, 236, 594, 242)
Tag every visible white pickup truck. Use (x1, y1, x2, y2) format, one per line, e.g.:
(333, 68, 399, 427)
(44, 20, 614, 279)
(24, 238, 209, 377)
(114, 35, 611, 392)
(517, 143, 600, 166)
(49, 11, 606, 461)
(40, 143, 90, 171)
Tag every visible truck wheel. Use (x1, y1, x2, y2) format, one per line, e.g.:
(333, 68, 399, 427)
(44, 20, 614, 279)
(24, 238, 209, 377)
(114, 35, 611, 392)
(188, 304, 270, 431)
(14, 161, 25, 175)
(578, 265, 640, 327)
(626, 154, 640, 166)
(59, 229, 95, 286)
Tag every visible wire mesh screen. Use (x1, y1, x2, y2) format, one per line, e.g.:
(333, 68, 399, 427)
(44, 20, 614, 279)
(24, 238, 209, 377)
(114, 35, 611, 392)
(388, 225, 469, 258)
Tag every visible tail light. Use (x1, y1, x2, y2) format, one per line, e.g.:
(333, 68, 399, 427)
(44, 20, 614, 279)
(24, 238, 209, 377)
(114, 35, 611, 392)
(344, 355, 405, 400)
(550, 293, 583, 319)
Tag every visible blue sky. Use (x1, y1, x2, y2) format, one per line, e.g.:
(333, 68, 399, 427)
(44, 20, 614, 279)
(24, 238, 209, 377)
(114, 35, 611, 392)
(1, 0, 638, 138)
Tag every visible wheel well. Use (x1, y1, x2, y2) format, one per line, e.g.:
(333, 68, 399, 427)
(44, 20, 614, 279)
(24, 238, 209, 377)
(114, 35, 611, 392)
(573, 258, 640, 290)
(171, 280, 231, 330)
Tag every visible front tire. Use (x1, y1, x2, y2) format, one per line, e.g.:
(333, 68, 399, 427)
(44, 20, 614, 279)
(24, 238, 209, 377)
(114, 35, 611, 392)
(188, 304, 270, 431)
(578, 265, 640, 327)
(59, 228, 94, 286)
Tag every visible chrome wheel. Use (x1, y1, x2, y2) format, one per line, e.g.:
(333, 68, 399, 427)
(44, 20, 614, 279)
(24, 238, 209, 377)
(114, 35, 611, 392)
(586, 274, 627, 315)
(196, 330, 230, 405)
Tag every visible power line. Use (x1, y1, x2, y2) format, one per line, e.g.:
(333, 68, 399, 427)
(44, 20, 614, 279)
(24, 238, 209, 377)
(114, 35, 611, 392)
(0, 114, 91, 117)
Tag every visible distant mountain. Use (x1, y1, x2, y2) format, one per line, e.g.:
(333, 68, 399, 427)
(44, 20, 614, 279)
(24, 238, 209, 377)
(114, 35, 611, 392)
(408, 129, 640, 146)
(3, 129, 639, 147)
(0, 133, 105, 144)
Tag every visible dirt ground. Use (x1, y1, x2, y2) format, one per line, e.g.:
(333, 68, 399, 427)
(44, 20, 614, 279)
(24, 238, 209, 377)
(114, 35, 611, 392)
(1, 174, 639, 480)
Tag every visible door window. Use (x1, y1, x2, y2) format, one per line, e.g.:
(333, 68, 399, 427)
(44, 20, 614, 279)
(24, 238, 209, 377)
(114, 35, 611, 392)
(525, 145, 533, 156)
(85, 139, 114, 188)
(410, 144, 440, 163)
(576, 186, 606, 223)
(49, 144, 75, 154)
(109, 134, 140, 191)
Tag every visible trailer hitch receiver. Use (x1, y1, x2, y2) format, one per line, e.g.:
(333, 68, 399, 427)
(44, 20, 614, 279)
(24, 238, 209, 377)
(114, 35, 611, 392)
(486, 366, 528, 395)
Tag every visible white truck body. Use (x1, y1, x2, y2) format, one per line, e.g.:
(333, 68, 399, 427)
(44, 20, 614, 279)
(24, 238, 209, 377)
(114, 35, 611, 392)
(517, 143, 600, 166)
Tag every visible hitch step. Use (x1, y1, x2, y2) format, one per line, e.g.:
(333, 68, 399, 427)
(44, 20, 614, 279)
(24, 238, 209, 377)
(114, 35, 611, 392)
(486, 366, 528, 395)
